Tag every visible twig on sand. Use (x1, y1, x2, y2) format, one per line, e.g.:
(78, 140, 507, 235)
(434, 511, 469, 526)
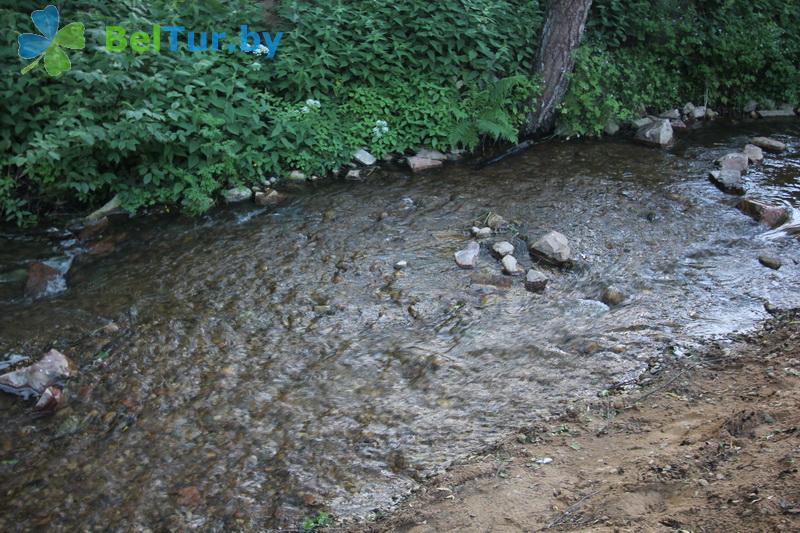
(542, 490, 600, 530)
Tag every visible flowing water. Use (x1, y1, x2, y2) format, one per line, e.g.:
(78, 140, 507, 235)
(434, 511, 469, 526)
(1, 121, 800, 531)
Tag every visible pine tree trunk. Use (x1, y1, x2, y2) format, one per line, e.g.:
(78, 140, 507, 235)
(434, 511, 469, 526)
(524, 0, 593, 137)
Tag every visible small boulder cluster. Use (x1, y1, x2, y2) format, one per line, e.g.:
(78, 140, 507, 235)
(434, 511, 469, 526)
(454, 216, 573, 294)
(743, 101, 799, 119)
(625, 103, 718, 148)
(222, 177, 287, 208)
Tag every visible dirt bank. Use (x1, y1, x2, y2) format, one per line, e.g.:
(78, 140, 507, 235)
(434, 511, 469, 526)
(361, 310, 800, 532)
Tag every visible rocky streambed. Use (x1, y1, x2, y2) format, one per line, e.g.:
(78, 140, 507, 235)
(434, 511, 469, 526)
(1, 120, 800, 530)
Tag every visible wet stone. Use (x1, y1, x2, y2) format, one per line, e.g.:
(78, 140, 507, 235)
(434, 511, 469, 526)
(758, 255, 782, 270)
(709, 170, 746, 195)
(743, 144, 764, 164)
(601, 286, 626, 306)
(454, 241, 480, 269)
(737, 199, 791, 228)
(524, 269, 548, 293)
(492, 241, 515, 258)
(751, 137, 787, 153)
(471, 227, 492, 239)
(529, 231, 571, 266)
(717, 153, 749, 173)
(501, 255, 523, 276)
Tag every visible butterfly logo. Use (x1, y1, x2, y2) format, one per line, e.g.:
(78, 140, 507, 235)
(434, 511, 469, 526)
(18, 5, 85, 77)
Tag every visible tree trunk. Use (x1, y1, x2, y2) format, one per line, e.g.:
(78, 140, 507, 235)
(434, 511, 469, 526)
(524, 0, 593, 137)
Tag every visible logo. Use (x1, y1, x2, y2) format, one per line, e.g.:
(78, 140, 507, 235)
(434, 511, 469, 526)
(18, 5, 85, 77)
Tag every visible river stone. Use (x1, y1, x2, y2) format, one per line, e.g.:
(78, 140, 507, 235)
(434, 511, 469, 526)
(222, 187, 252, 203)
(0, 349, 75, 400)
(717, 153, 749, 173)
(254, 189, 285, 207)
(631, 117, 654, 129)
(492, 241, 515, 257)
(709, 170, 746, 195)
(501, 255, 523, 276)
(529, 231, 571, 266)
(743, 144, 764, 164)
(683, 102, 696, 116)
(751, 137, 787, 153)
(524, 269, 549, 293)
(757, 109, 796, 118)
(604, 120, 620, 136)
(737, 199, 791, 228)
(407, 156, 443, 173)
(415, 148, 447, 161)
(353, 149, 377, 166)
(454, 241, 480, 269)
(635, 119, 673, 147)
(601, 286, 626, 306)
(659, 109, 680, 120)
(670, 119, 688, 131)
(692, 106, 707, 119)
(758, 255, 782, 270)
(24, 262, 60, 298)
(486, 213, 508, 230)
(471, 227, 492, 239)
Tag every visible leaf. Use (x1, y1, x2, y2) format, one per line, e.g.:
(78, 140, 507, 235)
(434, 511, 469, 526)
(55, 23, 86, 50)
(44, 46, 71, 77)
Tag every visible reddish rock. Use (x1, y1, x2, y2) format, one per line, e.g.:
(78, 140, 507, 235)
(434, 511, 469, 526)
(254, 189, 286, 207)
(737, 199, 791, 228)
(34, 386, 66, 413)
(24, 262, 60, 298)
(78, 217, 109, 241)
(407, 156, 443, 173)
(87, 238, 116, 256)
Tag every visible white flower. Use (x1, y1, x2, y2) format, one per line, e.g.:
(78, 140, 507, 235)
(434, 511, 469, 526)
(253, 44, 270, 56)
(250, 62, 263, 71)
(300, 105, 310, 113)
(305, 99, 321, 109)
(372, 119, 389, 137)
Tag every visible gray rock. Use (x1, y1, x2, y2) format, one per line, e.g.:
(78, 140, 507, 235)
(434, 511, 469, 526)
(222, 187, 252, 203)
(601, 286, 626, 306)
(529, 231, 571, 266)
(631, 117, 654, 129)
(709, 170, 746, 195)
(455, 241, 480, 269)
(757, 109, 796, 118)
(717, 152, 749, 173)
(492, 241, 515, 257)
(0, 349, 74, 400)
(659, 109, 681, 120)
(692, 105, 707, 119)
(345, 169, 362, 180)
(683, 102, 696, 116)
(743, 144, 764, 164)
(501, 255, 523, 276)
(486, 213, 508, 230)
(415, 148, 447, 161)
(758, 255, 782, 270)
(353, 148, 377, 166)
(394, 260, 408, 270)
(254, 189, 285, 207)
(288, 170, 307, 182)
(524, 269, 549, 293)
(471, 227, 492, 239)
(705, 108, 718, 120)
(635, 119, 673, 147)
(407, 156, 443, 173)
(670, 119, 688, 131)
(751, 137, 787, 153)
(604, 120, 620, 136)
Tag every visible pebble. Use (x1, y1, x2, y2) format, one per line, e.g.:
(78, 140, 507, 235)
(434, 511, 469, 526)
(454, 241, 480, 269)
(394, 260, 408, 270)
(501, 255, 522, 276)
(492, 241, 515, 257)
(471, 227, 492, 239)
(524, 269, 549, 293)
(601, 286, 626, 306)
(758, 255, 782, 270)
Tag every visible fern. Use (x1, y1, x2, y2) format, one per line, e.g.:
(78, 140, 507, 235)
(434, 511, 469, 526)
(449, 75, 540, 149)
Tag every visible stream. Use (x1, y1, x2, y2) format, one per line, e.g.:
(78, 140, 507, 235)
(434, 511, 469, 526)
(1, 120, 800, 531)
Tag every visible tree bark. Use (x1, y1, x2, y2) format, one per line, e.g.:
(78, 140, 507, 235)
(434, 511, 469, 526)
(524, 0, 593, 137)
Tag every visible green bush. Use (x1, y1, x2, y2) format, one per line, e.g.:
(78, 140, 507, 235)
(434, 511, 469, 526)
(1, 0, 542, 226)
(559, 0, 800, 136)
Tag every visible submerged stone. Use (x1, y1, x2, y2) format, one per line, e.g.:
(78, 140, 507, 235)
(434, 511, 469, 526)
(709, 170, 746, 195)
(454, 241, 480, 269)
(0, 349, 75, 400)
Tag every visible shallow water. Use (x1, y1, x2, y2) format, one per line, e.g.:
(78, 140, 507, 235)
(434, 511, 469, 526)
(1, 120, 800, 530)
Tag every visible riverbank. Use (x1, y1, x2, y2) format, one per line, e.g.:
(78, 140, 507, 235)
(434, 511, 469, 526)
(361, 309, 800, 532)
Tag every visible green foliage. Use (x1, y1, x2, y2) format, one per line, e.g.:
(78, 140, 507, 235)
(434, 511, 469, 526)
(302, 511, 332, 531)
(1, 0, 542, 226)
(560, 0, 800, 136)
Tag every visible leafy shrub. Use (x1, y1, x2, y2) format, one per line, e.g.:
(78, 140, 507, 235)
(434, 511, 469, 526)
(559, 0, 800, 136)
(1, 0, 543, 226)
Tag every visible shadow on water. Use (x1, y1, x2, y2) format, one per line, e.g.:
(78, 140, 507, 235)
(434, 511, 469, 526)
(1, 120, 800, 529)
